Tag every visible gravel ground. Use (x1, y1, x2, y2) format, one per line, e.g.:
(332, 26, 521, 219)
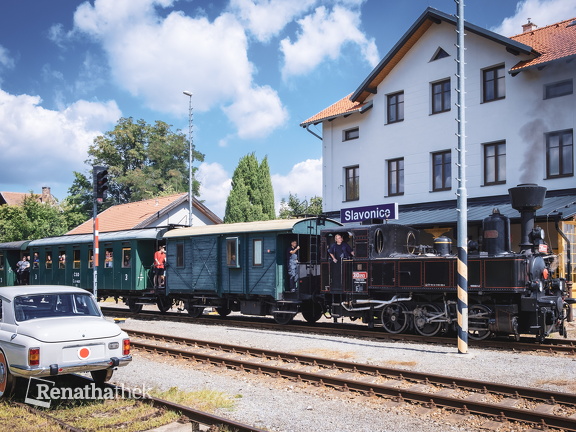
(110, 314, 576, 432)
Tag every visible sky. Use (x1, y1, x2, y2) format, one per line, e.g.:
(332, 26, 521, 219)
(1, 0, 575, 219)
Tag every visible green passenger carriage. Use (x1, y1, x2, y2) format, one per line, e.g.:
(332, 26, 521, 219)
(163, 217, 341, 323)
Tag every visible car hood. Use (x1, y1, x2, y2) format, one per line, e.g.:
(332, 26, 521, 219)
(16, 317, 123, 343)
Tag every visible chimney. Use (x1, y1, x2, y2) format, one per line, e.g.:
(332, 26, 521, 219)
(522, 18, 537, 33)
(41, 186, 51, 203)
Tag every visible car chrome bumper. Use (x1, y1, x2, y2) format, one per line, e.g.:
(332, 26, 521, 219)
(10, 355, 132, 378)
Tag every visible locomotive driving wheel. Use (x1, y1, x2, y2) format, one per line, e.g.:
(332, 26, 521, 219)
(468, 304, 492, 340)
(413, 303, 442, 337)
(381, 302, 409, 334)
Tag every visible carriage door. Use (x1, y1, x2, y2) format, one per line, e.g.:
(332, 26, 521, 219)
(30, 249, 40, 284)
(72, 247, 82, 287)
(224, 237, 244, 294)
(102, 244, 114, 289)
(120, 245, 132, 290)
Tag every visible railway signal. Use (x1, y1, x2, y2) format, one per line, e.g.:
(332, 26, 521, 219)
(93, 166, 109, 202)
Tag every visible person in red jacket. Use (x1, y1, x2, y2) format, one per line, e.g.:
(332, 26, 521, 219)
(153, 246, 166, 287)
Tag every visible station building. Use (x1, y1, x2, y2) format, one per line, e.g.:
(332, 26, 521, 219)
(300, 8, 576, 282)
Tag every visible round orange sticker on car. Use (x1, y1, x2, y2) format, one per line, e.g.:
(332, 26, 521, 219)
(78, 347, 91, 359)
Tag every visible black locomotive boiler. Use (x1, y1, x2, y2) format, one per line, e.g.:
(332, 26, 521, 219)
(317, 184, 572, 341)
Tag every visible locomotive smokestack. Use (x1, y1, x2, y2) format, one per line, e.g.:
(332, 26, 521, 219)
(508, 183, 546, 249)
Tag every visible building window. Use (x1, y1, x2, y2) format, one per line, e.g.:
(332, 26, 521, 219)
(545, 79, 573, 99)
(387, 91, 404, 123)
(484, 141, 506, 185)
(432, 151, 451, 191)
(431, 79, 450, 114)
(546, 129, 573, 178)
(343, 127, 359, 141)
(345, 166, 359, 201)
(483, 65, 505, 102)
(253, 239, 263, 266)
(388, 158, 404, 196)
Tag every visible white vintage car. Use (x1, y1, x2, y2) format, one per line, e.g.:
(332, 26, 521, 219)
(0, 286, 131, 397)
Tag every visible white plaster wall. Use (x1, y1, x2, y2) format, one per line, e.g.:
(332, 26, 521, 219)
(322, 21, 575, 213)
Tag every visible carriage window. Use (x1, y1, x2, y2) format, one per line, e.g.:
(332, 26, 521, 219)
(105, 247, 113, 268)
(0, 253, 4, 271)
(227, 237, 239, 268)
(46, 254, 53, 269)
(253, 239, 263, 266)
(176, 242, 184, 267)
(73, 250, 81, 269)
(32, 252, 40, 269)
(88, 250, 93, 268)
(58, 251, 66, 269)
(122, 248, 131, 268)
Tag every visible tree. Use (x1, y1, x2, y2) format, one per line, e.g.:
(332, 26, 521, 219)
(279, 193, 323, 219)
(85, 117, 204, 204)
(0, 195, 68, 242)
(224, 153, 276, 223)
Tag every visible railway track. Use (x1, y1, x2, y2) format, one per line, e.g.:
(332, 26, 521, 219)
(7, 374, 265, 432)
(127, 328, 576, 431)
(102, 306, 576, 355)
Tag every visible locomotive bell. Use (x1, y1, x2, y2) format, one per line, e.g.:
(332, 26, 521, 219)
(508, 184, 546, 250)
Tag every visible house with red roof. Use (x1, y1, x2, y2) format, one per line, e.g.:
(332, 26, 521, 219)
(0, 187, 56, 206)
(67, 193, 222, 235)
(300, 7, 576, 277)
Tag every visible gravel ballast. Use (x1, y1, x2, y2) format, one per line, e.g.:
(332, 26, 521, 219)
(110, 315, 576, 432)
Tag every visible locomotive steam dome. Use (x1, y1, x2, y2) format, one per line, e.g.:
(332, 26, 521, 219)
(508, 184, 547, 250)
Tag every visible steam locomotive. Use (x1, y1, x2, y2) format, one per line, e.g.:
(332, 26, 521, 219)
(311, 184, 572, 342)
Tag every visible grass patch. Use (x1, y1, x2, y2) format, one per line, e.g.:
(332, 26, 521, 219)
(150, 387, 238, 413)
(0, 401, 65, 432)
(49, 398, 181, 432)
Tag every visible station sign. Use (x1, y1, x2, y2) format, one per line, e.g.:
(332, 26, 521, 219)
(340, 203, 398, 224)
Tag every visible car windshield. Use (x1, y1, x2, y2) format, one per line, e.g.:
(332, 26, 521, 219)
(14, 293, 101, 321)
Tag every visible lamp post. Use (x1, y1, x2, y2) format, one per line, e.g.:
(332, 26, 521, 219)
(183, 91, 193, 226)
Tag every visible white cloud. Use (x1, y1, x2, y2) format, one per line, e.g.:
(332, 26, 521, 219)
(222, 85, 289, 139)
(0, 44, 15, 85)
(196, 162, 232, 218)
(0, 90, 121, 198)
(229, 0, 317, 42)
(271, 158, 322, 212)
(492, 0, 576, 36)
(72, 0, 288, 140)
(280, 5, 379, 79)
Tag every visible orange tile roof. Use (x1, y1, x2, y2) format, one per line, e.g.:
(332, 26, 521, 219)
(510, 17, 576, 72)
(66, 193, 219, 235)
(300, 11, 575, 128)
(300, 93, 369, 126)
(0, 192, 30, 206)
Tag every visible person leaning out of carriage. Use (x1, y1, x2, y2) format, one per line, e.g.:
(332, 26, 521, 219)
(153, 245, 166, 288)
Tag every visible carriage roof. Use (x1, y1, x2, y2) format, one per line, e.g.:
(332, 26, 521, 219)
(163, 217, 341, 238)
